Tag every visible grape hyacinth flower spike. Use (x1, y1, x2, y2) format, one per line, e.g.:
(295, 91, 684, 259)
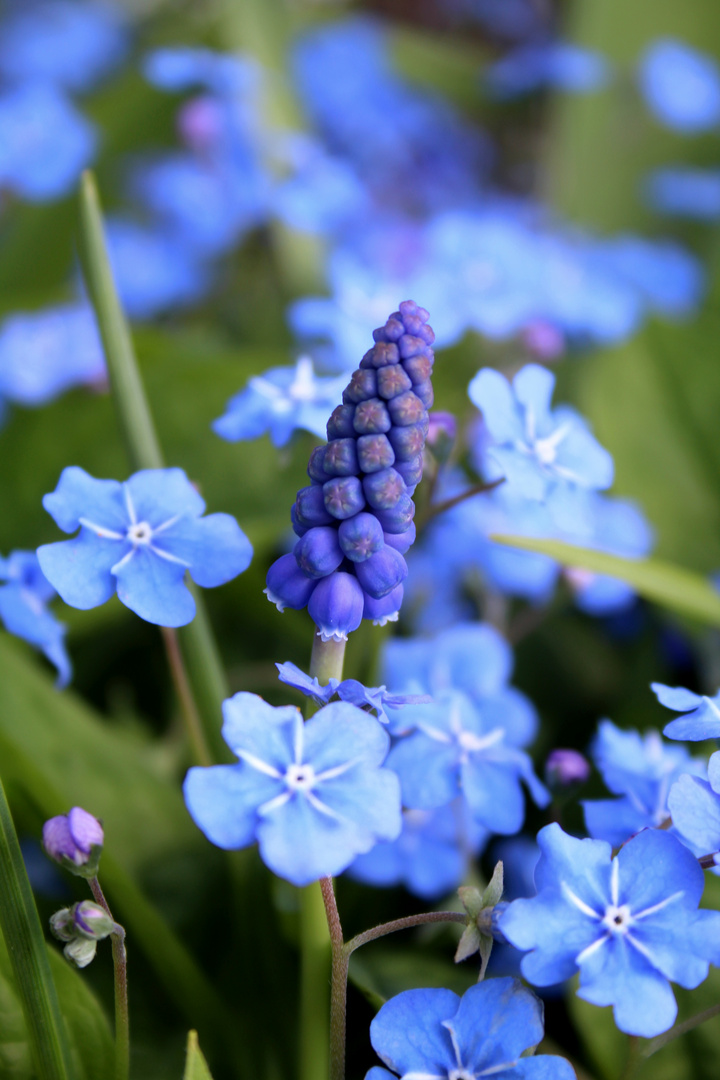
(265, 300, 435, 641)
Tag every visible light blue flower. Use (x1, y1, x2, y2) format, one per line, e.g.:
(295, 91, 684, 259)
(213, 358, 346, 447)
(349, 802, 489, 900)
(365, 977, 575, 1080)
(597, 236, 703, 318)
(0, 82, 96, 201)
(487, 41, 609, 98)
(37, 466, 252, 627)
(645, 167, 720, 220)
(143, 47, 256, 97)
(468, 363, 614, 503)
(582, 720, 705, 846)
(651, 682, 720, 740)
(276, 661, 431, 722)
(639, 39, 720, 132)
(668, 751, 720, 860)
(0, 303, 105, 407)
(500, 824, 720, 1036)
(184, 694, 401, 885)
(0, 550, 70, 687)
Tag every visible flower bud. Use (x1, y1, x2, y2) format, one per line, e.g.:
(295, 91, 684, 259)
(326, 404, 356, 439)
(294, 527, 344, 579)
(374, 494, 415, 534)
(295, 485, 335, 527)
(308, 571, 364, 642)
(323, 438, 359, 477)
(356, 433, 395, 474)
(72, 900, 115, 940)
(383, 523, 416, 554)
(265, 553, 317, 611)
(545, 748, 590, 788)
(42, 807, 103, 878)
(323, 476, 366, 519)
(338, 513, 385, 562)
(353, 398, 391, 435)
(63, 937, 98, 968)
(355, 546, 408, 599)
(362, 585, 403, 626)
(343, 368, 377, 404)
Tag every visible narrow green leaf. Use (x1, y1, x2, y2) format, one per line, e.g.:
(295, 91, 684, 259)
(489, 536, 720, 626)
(0, 776, 75, 1080)
(183, 1032, 214, 1080)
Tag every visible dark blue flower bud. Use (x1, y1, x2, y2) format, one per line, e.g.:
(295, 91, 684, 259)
(398, 300, 430, 333)
(323, 438, 359, 477)
(342, 369, 377, 404)
(367, 342, 400, 368)
(373, 317, 405, 344)
(307, 446, 331, 483)
(363, 467, 406, 511)
(295, 484, 335, 527)
(388, 390, 426, 427)
(362, 584, 404, 625)
(355, 546, 408, 599)
(294, 527, 344, 579)
(353, 398, 392, 434)
(388, 422, 426, 461)
(356, 433, 395, 474)
(308, 571, 364, 642)
(398, 335, 427, 359)
(383, 522, 416, 554)
(394, 455, 424, 490)
(326, 404, 356, 439)
(375, 494, 415, 533)
(323, 476, 366, 519)
(413, 380, 434, 409)
(402, 352, 433, 384)
(377, 365, 412, 400)
(265, 553, 317, 611)
(291, 504, 310, 537)
(338, 512, 385, 562)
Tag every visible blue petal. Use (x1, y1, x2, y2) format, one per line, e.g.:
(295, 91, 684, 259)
(583, 797, 650, 846)
(512, 1057, 577, 1080)
(479, 687, 538, 748)
(220, 693, 299, 770)
(184, 764, 279, 849)
(369, 987, 459, 1076)
(578, 936, 677, 1037)
(386, 734, 459, 809)
(461, 757, 526, 834)
(124, 468, 206, 526)
(468, 368, 523, 444)
(615, 828, 704, 912)
(708, 750, 720, 792)
(434, 622, 512, 698)
(319, 767, 401, 843)
(156, 513, 253, 587)
(555, 424, 614, 490)
(42, 637, 73, 689)
(490, 447, 547, 500)
(42, 466, 126, 534)
(668, 775, 720, 853)
(364, 1070, 396, 1080)
(276, 661, 337, 704)
(629, 912, 710, 989)
(534, 823, 612, 909)
(500, 892, 599, 986)
(651, 682, 705, 711)
(513, 363, 555, 426)
(113, 546, 194, 626)
(37, 533, 122, 609)
(444, 978, 543, 1069)
(304, 702, 390, 772)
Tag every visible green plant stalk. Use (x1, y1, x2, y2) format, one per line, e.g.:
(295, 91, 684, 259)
(89, 878, 129, 1080)
(0, 775, 75, 1080)
(299, 636, 347, 1080)
(77, 171, 227, 764)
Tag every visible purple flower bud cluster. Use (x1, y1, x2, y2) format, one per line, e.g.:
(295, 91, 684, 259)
(265, 301, 434, 641)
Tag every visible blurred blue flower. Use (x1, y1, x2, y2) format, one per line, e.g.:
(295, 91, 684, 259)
(597, 236, 703, 318)
(349, 802, 488, 900)
(463, 0, 547, 41)
(0, 303, 105, 407)
(0, 1, 128, 91)
(582, 720, 705, 846)
(184, 694, 401, 885)
(104, 219, 211, 319)
(271, 135, 370, 235)
(668, 751, 720, 859)
(0, 82, 96, 201)
(487, 41, 609, 98)
(500, 823, 720, 1036)
(276, 660, 431, 722)
(651, 681, 720, 740)
(213, 358, 345, 447)
(0, 550, 70, 687)
(645, 167, 720, 220)
(366, 977, 574, 1080)
(469, 363, 614, 503)
(37, 466, 252, 627)
(143, 47, 257, 97)
(639, 39, 720, 132)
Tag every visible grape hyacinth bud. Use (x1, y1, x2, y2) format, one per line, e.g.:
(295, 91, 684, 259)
(266, 301, 435, 640)
(42, 807, 104, 878)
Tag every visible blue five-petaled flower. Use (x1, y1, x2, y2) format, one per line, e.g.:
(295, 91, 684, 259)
(37, 466, 253, 627)
(184, 693, 401, 886)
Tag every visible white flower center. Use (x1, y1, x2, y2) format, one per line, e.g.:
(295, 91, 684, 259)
(285, 763, 316, 791)
(449, 1070, 475, 1080)
(602, 904, 633, 935)
(126, 521, 154, 546)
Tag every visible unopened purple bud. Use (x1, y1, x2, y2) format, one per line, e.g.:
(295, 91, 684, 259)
(323, 476, 366, 519)
(265, 553, 316, 611)
(362, 584, 403, 626)
(295, 485, 335, 527)
(43, 807, 103, 875)
(323, 438, 359, 477)
(388, 423, 425, 461)
(545, 749, 590, 788)
(399, 299, 430, 329)
(377, 365, 412, 400)
(403, 353, 433, 384)
(354, 546, 408, 599)
(291, 504, 309, 537)
(383, 522, 416, 554)
(357, 433, 395, 474)
(374, 494, 415, 534)
(368, 342, 400, 368)
(397, 334, 428, 360)
(177, 95, 223, 152)
(427, 411, 457, 446)
(327, 404, 356, 440)
(522, 320, 564, 360)
(413, 380, 434, 409)
(338, 512, 385, 562)
(73, 900, 114, 940)
(308, 571, 364, 642)
(353, 398, 391, 435)
(394, 456, 424, 490)
(343, 369, 377, 404)
(307, 446, 330, 483)
(388, 391, 426, 427)
(294, 527, 344, 579)
(372, 318, 404, 344)
(363, 468, 406, 511)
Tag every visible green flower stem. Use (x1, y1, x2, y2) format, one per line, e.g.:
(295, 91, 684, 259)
(299, 636, 347, 1080)
(319, 879, 347, 1080)
(77, 171, 227, 765)
(89, 878, 129, 1080)
(0, 775, 75, 1080)
(343, 911, 468, 955)
(642, 1001, 720, 1059)
(160, 627, 212, 768)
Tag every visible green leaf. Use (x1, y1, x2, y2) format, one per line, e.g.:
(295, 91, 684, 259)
(489, 536, 720, 626)
(481, 861, 504, 909)
(183, 1032, 214, 1080)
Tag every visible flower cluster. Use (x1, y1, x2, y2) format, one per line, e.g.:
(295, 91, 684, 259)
(265, 300, 434, 641)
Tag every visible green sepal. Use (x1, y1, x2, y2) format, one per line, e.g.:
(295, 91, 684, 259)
(480, 861, 504, 909)
(183, 1031, 214, 1080)
(53, 845, 102, 881)
(454, 925, 481, 964)
(477, 934, 493, 982)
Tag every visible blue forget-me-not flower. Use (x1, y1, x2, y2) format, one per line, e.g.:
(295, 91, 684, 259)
(645, 167, 720, 221)
(639, 39, 720, 133)
(651, 681, 720, 740)
(365, 977, 575, 1080)
(184, 693, 401, 885)
(0, 550, 70, 687)
(500, 823, 720, 1036)
(37, 466, 252, 627)
(668, 751, 720, 863)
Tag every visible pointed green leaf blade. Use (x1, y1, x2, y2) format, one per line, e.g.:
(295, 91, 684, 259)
(183, 1032, 214, 1080)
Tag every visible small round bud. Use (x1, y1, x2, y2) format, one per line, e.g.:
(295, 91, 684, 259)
(363, 468, 406, 511)
(373, 318, 404, 344)
(388, 390, 425, 427)
(394, 455, 423, 490)
(291, 504, 310, 537)
(338, 513, 385, 562)
(323, 438, 359, 477)
(294, 527, 344, 579)
(374, 494, 415, 534)
(308, 571, 364, 642)
(383, 523, 416, 554)
(43, 807, 103, 878)
(369, 342, 400, 368)
(362, 584, 403, 626)
(49, 907, 75, 942)
(354, 546, 408, 599)
(323, 476, 366, 520)
(353, 398, 391, 435)
(403, 353, 433, 384)
(295, 485, 335, 527)
(327, 404, 356, 440)
(343, 369, 377, 404)
(377, 365, 412, 400)
(545, 749, 590, 788)
(356, 433, 395, 474)
(413, 380, 434, 409)
(388, 422, 425, 461)
(265, 553, 316, 611)
(307, 446, 330, 483)
(73, 901, 115, 940)
(64, 937, 98, 968)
